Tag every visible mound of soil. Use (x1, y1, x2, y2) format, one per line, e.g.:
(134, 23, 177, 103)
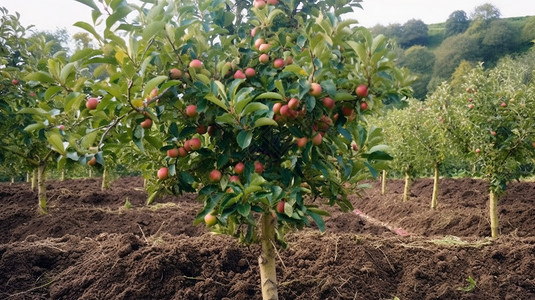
(1, 177, 534, 299)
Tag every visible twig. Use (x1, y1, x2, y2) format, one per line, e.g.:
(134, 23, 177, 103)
(137, 224, 148, 243)
(271, 240, 287, 271)
(333, 236, 339, 262)
(375, 246, 395, 273)
(7, 279, 55, 298)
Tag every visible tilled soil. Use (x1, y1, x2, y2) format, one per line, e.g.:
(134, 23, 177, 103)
(0, 176, 534, 299)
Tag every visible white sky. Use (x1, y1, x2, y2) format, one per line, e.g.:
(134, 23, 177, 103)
(1, 0, 534, 36)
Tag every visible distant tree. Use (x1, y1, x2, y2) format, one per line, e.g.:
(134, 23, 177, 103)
(30, 28, 69, 55)
(73, 32, 95, 51)
(471, 3, 500, 21)
(399, 19, 428, 48)
(450, 60, 476, 92)
(400, 46, 435, 99)
(370, 24, 387, 36)
(444, 10, 470, 37)
(521, 16, 535, 44)
(482, 19, 520, 62)
(383, 23, 403, 44)
(433, 34, 480, 79)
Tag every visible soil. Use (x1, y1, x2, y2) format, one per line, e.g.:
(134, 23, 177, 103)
(1, 176, 534, 300)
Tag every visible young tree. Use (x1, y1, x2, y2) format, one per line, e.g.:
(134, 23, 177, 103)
(444, 10, 470, 38)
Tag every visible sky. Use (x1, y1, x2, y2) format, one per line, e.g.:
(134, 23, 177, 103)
(1, 0, 535, 36)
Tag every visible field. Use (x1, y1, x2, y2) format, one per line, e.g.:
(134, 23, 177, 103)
(1, 177, 534, 300)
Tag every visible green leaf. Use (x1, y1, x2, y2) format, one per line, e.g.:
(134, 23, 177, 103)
(206, 93, 229, 111)
(75, 0, 100, 11)
(47, 132, 66, 156)
(18, 108, 48, 116)
(142, 20, 166, 40)
(255, 92, 283, 100)
(44, 86, 63, 101)
(282, 64, 308, 77)
(274, 80, 285, 97)
(106, 5, 133, 30)
(334, 92, 355, 101)
(73, 21, 103, 42)
(368, 144, 390, 153)
(307, 210, 326, 232)
(23, 122, 45, 133)
(215, 113, 236, 125)
(60, 62, 76, 84)
(144, 76, 168, 97)
(254, 117, 278, 128)
(242, 102, 268, 116)
(237, 130, 253, 149)
(24, 71, 55, 84)
(237, 203, 251, 217)
(81, 130, 98, 148)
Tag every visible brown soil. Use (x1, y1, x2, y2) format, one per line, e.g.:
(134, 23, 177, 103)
(1, 177, 534, 300)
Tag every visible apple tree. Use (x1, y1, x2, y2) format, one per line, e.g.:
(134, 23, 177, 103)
(32, 0, 414, 298)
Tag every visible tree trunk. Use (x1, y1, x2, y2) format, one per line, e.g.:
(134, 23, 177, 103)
(258, 212, 279, 300)
(26, 172, 30, 182)
(89, 168, 92, 178)
(489, 190, 499, 238)
(381, 170, 387, 195)
(10, 176, 14, 184)
(61, 169, 65, 181)
(31, 169, 37, 191)
(101, 166, 109, 191)
(402, 172, 411, 202)
(37, 163, 47, 214)
(431, 163, 439, 209)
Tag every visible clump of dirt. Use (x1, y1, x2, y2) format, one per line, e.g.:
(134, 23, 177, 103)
(1, 177, 534, 299)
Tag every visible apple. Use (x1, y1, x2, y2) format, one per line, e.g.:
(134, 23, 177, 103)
(475, 148, 481, 154)
(322, 97, 334, 110)
(12, 79, 19, 85)
(276, 201, 285, 213)
(254, 38, 265, 49)
(86, 97, 99, 110)
(58, 125, 65, 131)
(267, 0, 279, 4)
(29, 92, 36, 97)
(178, 147, 188, 157)
(360, 102, 368, 111)
(204, 213, 217, 226)
(254, 0, 266, 9)
(258, 43, 270, 52)
(468, 104, 474, 109)
(273, 102, 282, 114)
(312, 133, 323, 146)
(87, 157, 97, 166)
(251, 26, 258, 37)
(532, 142, 535, 148)
(196, 125, 207, 134)
(189, 137, 202, 150)
(468, 98, 473, 102)
(342, 106, 353, 116)
(189, 59, 203, 69)
(140, 118, 152, 129)
(169, 68, 183, 79)
(500, 102, 507, 107)
(229, 175, 241, 183)
(296, 137, 308, 148)
(149, 88, 158, 99)
(491, 131, 496, 136)
(183, 140, 192, 152)
(157, 167, 169, 180)
(351, 142, 359, 151)
(259, 53, 270, 64)
(285, 56, 293, 65)
(288, 98, 300, 110)
(309, 83, 322, 96)
(235, 162, 245, 174)
(234, 70, 246, 79)
(209, 169, 222, 182)
(355, 84, 368, 98)
(167, 148, 179, 158)
(254, 161, 264, 174)
(245, 68, 256, 78)
(185, 104, 197, 117)
(279, 104, 291, 117)
(273, 58, 285, 69)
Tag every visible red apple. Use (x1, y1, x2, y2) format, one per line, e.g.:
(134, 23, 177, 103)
(86, 97, 99, 110)
(229, 175, 241, 183)
(267, 0, 279, 4)
(235, 162, 245, 174)
(234, 70, 246, 79)
(258, 43, 270, 52)
(500, 102, 507, 107)
(196, 125, 207, 134)
(491, 131, 496, 136)
(140, 118, 152, 129)
(209, 169, 222, 182)
(254, 38, 265, 49)
(280, 104, 291, 117)
(204, 213, 217, 226)
(185, 104, 197, 117)
(58, 125, 65, 131)
(87, 157, 97, 166)
(207, 125, 217, 136)
(322, 97, 334, 110)
(273, 58, 285, 69)
(169, 68, 183, 79)
(532, 142, 535, 148)
(355, 84, 368, 98)
(29, 92, 36, 97)
(342, 106, 353, 116)
(312, 133, 323, 145)
(475, 148, 481, 154)
(288, 98, 300, 110)
(183, 140, 192, 152)
(276, 201, 285, 213)
(254, 0, 266, 9)
(245, 67, 256, 78)
(468, 98, 473, 102)
(296, 137, 308, 148)
(254, 161, 264, 174)
(273, 102, 282, 114)
(251, 27, 258, 37)
(12, 79, 19, 85)
(360, 102, 368, 111)
(167, 148, 179, 158)
(157, 167, 169, 180)
(189, 59, 203, 69)
(259, 53, 270, 64)
(189, 137, 202, 151)
(309, 83, 322, 96)
(178, 147, 188, 157)
(351, 142, 359, 151)
(468, 104, 474, 109)
(149, 88, 158, 99)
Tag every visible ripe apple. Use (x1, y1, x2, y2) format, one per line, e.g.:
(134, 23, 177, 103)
(355, 84, 368, 98)
(273, 58, 285, 69)
(475, 148, 481, 154)
(87, 157, 97, 166)
(288, 98, 299, 110)
(189, 137, 202, 150)
(185, 104, 197, 117)
(140, 118, 152, 129)
(280, 104, 291, 117)
(351, 142, 359, 151)
(468, 104, 474, 109)
(196, 125, 207, 134)
(167, 148, 179, 158)
(229, 175, 241, 183)
(342, 106, 353, 116)
(245, 67, 256, 78)
(254, 161, 264, 174)
(178, 147, 188, 157)
(235, 162, 245, 174)
(309, 83, 322, 96)
(468, 98, 473, 102)
(273, 102, 282, 114)
(12, 79, 19, 85)
(254, 0, 266, 9)
(169, 68, 183, 79)
(322, 97, 334, 110)
(491, 131, 496, 136)
(189, 59, 203, 69)
(360, 102, 368, 111)
(29, 92, 36, 97)
(259, 53, 269, 64)
(285, 56, 293, 65)
(58, 125, 65, 131)
(183, 140, 192, 152)
(234, 70, 246, 79)
(500, 102, 507, 107)
(157, 167, 169, 180)
(254, 38, 265, 49)
(86, 97, 99, 110)
(251, 26, 258, 37)
(259, 43, 271, 52)
(296, 137, 308, 148)
(276, 201, 285, 213)
(312, 133, 323, 145)
(267, 0, 279, 4)
(204, 213, 217, 226)
(532, 142, 535, 148)
(209, 169, 222, 182)
(149, 88, 158, 99)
